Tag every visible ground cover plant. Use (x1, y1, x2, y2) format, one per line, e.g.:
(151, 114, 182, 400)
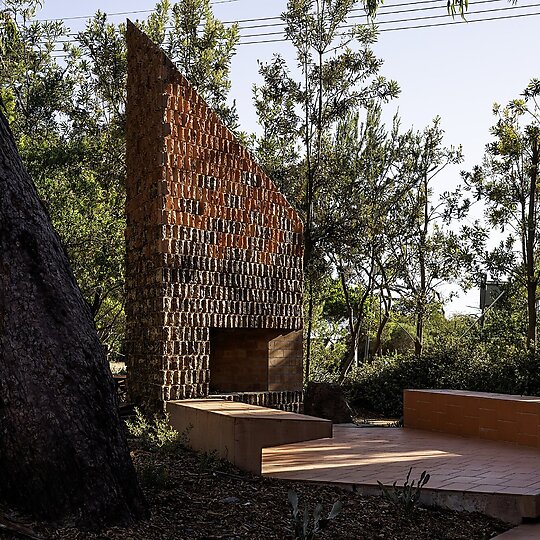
(0, 429, 511, 540)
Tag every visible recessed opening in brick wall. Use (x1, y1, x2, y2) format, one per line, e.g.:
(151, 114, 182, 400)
(209, 328, 303, 393)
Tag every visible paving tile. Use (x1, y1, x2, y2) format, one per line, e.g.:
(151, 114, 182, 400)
(494, 523, 540, 539)
(262, 426, 540, 508)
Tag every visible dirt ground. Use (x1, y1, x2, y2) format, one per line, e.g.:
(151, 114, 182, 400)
(0, 437, 512, 540)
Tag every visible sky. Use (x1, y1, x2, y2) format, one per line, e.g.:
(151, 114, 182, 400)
(31, 0, 540, 315)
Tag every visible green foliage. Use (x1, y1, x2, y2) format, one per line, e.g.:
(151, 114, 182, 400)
(254, 3, 399, 226)
(287, 490, 342, 540)
(462, 78, 540, 349)
(345, 330, 540, 418)
(254, 1, 400, 379)
(378, 468, 430, 513)
(126, 408, 190, 453)
(0, 0, 239, 360)
(308, 276, 352, 382)
(346, 353, 435, 417)
(142, 0, 240, 129)
(138, 460, 173, 490)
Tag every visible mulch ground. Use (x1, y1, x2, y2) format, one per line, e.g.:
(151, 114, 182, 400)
(0, 437, 512, 540)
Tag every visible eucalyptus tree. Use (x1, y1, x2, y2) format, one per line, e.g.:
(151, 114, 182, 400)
(464, 80, 540, 351)
(320, 105, 422, 380)
(254, 0, 399, 380)
(392, 119, 464, 357)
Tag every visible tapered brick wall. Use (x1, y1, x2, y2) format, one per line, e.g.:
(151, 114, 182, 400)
(125, 22, 304, 410)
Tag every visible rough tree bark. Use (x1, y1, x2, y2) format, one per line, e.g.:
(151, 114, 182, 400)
(0, 112, 146, 525)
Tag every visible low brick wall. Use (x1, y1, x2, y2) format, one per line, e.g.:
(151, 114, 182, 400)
(211, 391, 304, 413)
(404, 389, 540, 448)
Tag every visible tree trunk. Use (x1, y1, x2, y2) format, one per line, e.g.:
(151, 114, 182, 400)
(526, 135, 539, 351)
(0, 112, 146, 526)
(373, 300, 391, 358)
(415, 175, 429, 358)
(415, 311, 424, 357)
(304, 279, 314, 383)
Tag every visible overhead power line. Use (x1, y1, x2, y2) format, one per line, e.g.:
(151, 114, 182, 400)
(46, 8, 540, 55)
(237, 0, 540, 38)
(34, 0, 498, 24)
(34, 0, 246, 22)
(27, 0, 538, 56)
(43, 1, 540, 51)
(381, 7, 540, 29)
(36, 9, 154, 22)
(206, 0, 506, 32)
(236, 9, 540, 44)
(47, 0, 508, 41)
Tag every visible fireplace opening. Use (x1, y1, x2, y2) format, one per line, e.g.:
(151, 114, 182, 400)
(209, 328, 303, 393)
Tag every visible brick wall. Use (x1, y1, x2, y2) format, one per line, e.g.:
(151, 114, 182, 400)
(268, 331, 303, 392)
(125, 22, 304, 410)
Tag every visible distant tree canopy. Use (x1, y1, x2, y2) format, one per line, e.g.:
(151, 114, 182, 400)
(0, 0, 239, 360)
(462, 80, 540, 351)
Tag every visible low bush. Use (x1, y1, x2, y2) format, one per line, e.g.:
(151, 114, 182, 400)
(126, 408, 191, 453)
(344, 344, 540, 417)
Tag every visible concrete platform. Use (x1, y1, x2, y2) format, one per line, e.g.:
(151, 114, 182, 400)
(262, 426, 540, 524)
(167, 399, 332, 473)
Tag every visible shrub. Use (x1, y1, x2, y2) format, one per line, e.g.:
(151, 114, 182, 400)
(344, 353, 439, 417)
(344, 345, 540, 417)
(138, 460, 172, 490)
(126, 408, 190, 453)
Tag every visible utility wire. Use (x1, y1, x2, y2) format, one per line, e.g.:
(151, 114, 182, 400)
(211, 0, 507, 31)
(33, 0, 512, 42)
(34, 0, 246, 22)
(238, 0, 540, 38)
(43, 2, 540, 50)
(236, 8, 540, 45)
(46, 9, 540, 55)
(51, 1, 504, 37)
(33, 0, 500, 23)
(33, 0, 518, 41)
(36, 9, 154, 22)
(381, 7, 540, 29)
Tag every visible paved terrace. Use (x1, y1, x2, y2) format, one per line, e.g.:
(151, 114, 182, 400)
(262, 425, 540, 524)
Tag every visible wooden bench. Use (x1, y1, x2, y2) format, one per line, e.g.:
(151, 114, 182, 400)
(166, 399, 332, 473)
(404, 389, 540, 448)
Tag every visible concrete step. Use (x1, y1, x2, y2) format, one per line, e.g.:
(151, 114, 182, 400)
(167, 399, 331, 473)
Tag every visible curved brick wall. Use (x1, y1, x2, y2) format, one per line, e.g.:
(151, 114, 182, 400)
(125, 22, 304, 409)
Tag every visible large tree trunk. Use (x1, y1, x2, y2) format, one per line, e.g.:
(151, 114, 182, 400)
(0, 112, 146, 525)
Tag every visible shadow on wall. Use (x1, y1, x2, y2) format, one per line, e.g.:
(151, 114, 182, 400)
(209, 328, 303, 393)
